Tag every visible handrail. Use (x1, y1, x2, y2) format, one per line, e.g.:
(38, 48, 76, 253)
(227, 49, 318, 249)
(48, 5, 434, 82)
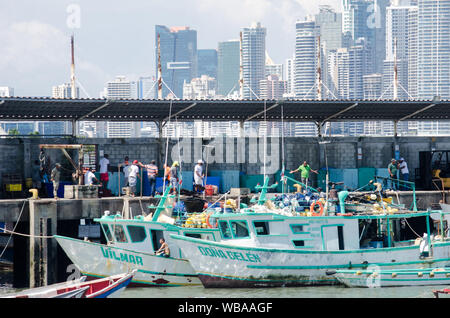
(281, 175, 319, 193)
(374, 175, 417, 211)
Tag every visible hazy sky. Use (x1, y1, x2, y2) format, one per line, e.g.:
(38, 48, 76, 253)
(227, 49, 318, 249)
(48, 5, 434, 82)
(0, 0, 341, 97)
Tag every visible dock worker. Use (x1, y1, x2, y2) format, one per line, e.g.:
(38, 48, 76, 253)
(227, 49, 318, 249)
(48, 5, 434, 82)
(155, 238, 170, 258)
(388, 158, 398, 191)
(84, 167, 99, 186)
(398, 157, 409, 190)
(290, 161, 318, 190)
(170, 161, 180, 195)
(50, 163, 61, 199)
(138, 160, 158, 197)
(128, 160, 140, 197)
(194, 159, 204, 193)
(99, 154, 110, 190)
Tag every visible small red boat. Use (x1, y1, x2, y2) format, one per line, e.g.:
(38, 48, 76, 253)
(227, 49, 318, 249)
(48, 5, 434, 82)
(433, 288, 450, 298)
(3, 271, 135, 298)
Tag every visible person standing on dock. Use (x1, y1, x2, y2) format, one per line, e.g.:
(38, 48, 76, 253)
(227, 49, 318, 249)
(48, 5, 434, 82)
(128, 160, 140, 197)
(50, 163, 61, 199)
(84, 167, 99, 186)
(194, 159, 204, 193)
(398, 158, 409, 190)
(388, 158, 399, 190)
(290, 161, 318, 190)
(121, 156, 130, 195)
(99, 154, 110, 191)
(170, 161, 180, 195)
(138, 160, 158, 197)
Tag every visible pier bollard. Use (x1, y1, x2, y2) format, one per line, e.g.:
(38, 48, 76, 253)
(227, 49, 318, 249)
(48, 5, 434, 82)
(29, 200, 58, 288)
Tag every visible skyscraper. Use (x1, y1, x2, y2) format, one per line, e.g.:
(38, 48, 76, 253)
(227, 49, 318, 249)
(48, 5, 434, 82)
(155, 25, 197, 99)
(197, 49, 218, 79)
(217, 40, 240, 97)
(103, 76, 140, 138)
(417, 0, 450, 99)
(294, 18, 319, 99)
(259, 75, 287, 100)
(382, 1, 417, 99)
(241, 22, 267, 99)
(284, 57, 295, 97)
(316, 5, 343, 52)
(342, 0, 389, 74)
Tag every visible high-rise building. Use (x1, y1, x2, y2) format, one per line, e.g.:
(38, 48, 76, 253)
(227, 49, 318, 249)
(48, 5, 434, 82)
(103, 76, 140, 138)
(155, 25, 197, 99)
(183, 75, 217, 99)
(52, 83, 80, 99)
(342, 0, 389, 74)
(0, 87, 14, 97)
(363, 73, 383, 99)
(382, 2, 417, 99)
(417, 0, 450, 100)
(217, 40, 240, 97)
(259, 75, 287, 100)
(316, 5, 343, 52)
(197, 49, 218, 79)
(284, 57, 295, 97)
(241, 22, 267, 99)
(332, 39, 369, 99)
(294, 18, 319, 99)
(137, 76, 155, 99)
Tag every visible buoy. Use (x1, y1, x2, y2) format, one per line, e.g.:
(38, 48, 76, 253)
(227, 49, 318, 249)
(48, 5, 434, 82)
(310, 201, 324, 216)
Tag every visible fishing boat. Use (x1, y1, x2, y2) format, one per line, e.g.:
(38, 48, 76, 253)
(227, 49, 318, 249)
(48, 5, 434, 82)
(170, 177, 450, 288)
(55, 187, 222, 287)
(2, 276, 87, 298)
(432, 287, 450, 298)
(74, 271, 135, 298)
(326, 267, 450, 288)
(3, 271, 134, 298)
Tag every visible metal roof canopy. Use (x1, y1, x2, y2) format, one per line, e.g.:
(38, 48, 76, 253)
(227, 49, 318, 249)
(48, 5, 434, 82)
(0, 97, 449, 123)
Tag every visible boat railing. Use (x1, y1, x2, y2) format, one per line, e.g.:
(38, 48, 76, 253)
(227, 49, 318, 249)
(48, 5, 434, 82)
(373, 175, 417, 211)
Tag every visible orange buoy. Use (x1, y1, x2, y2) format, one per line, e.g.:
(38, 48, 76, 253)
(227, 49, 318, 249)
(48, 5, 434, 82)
(310, 201, 324, 216)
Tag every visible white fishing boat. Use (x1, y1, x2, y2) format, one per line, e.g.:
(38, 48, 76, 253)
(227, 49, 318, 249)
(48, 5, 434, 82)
(55, 187, 222, 287)
(327, 267, 450, 288)
(170, 178, 450, 288)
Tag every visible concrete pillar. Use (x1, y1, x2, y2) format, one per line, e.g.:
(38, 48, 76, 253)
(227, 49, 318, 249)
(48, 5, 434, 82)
(23, 140, 32, 181)
(29, 200, 58, 288)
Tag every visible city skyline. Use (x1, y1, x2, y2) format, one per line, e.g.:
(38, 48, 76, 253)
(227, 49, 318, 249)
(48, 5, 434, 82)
(0, 0, 340, 97)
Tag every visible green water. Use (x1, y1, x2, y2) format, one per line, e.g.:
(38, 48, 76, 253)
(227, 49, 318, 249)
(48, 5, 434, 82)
(120, 284, 440, 298)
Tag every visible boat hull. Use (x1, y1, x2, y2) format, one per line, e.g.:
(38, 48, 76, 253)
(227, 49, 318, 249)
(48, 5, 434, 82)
(55, 235, 201, 287)
(332, 268, 450, 288)
(171, 234, 450, 288)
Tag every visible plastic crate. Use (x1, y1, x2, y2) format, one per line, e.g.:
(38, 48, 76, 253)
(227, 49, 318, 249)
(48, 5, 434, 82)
(6, 184, 22, 192)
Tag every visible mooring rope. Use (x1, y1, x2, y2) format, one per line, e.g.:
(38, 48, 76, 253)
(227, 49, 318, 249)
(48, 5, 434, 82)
(0, 199, 28, 258)
(0, 228, 54, 239)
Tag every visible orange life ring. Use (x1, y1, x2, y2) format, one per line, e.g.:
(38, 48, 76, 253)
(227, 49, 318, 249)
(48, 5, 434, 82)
(206, 212, 218, 228)
(310, 201, 324, 216)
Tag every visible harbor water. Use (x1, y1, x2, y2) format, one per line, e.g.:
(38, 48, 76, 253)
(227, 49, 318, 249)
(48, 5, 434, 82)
(118, 285, 440, 298)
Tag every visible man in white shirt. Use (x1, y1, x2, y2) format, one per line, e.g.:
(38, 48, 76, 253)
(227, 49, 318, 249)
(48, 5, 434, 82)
(128, 160, 140, 197)
(194, 159, 204, 192)
(99, 154, 110, 190)
(84, 167, 98, 186)
(398, 157, 409, 190)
